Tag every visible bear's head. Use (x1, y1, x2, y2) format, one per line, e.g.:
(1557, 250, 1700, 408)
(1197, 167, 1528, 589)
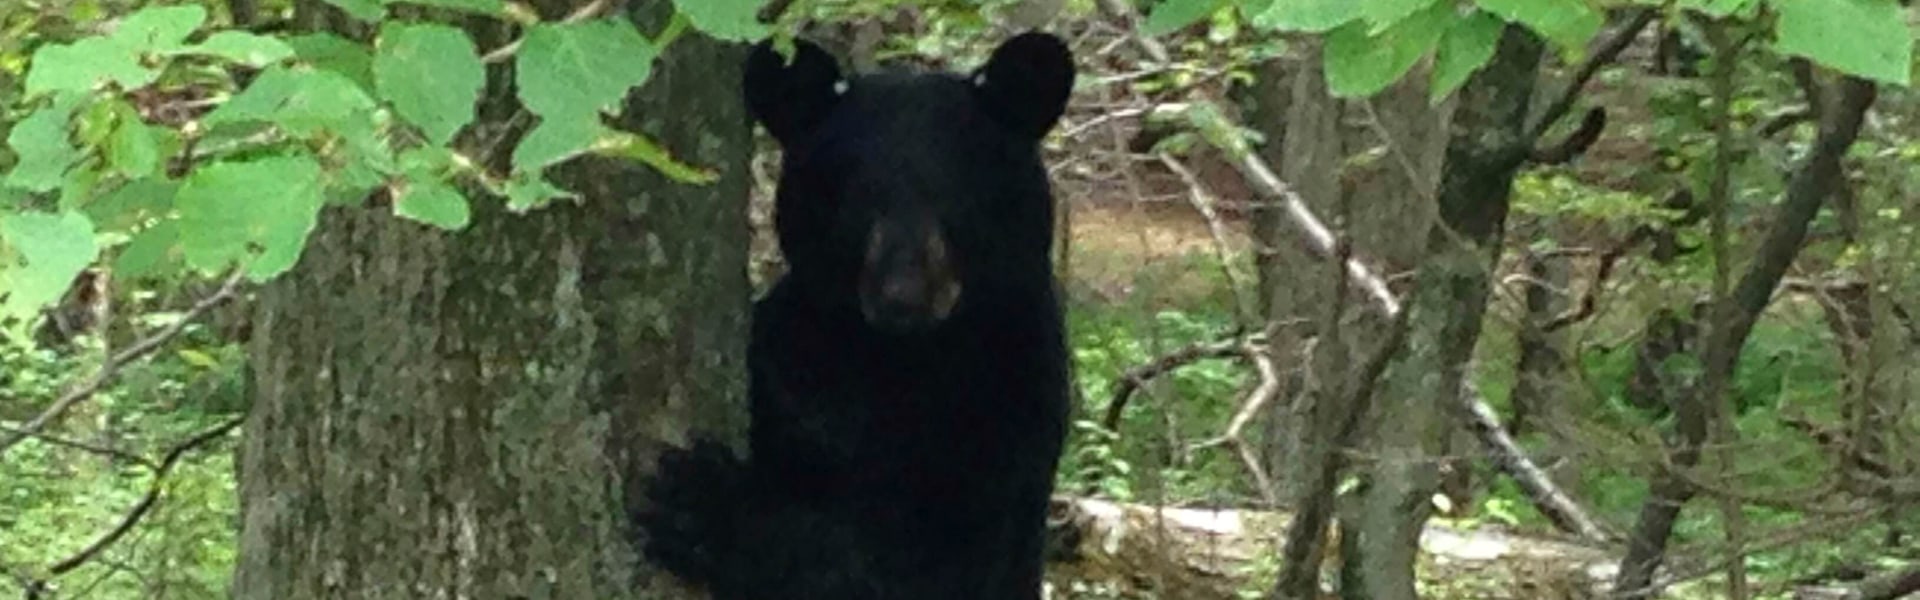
(745, 32, 1075, 335)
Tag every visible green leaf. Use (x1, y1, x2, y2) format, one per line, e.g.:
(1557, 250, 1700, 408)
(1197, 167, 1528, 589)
(109, 4, 207, 51)
(394, 179, 471, 230)
(0, 210, 98, 320)
(1324, 1, 1451, 98)
(374, 24, 483, 146)
(1144, 0, 1224, 37)
(5, 96, 83, 192)
(1431, 10, 1505, 104)
(287, 33, 376, 89)
(206, 65, 379, 138)
(175, 31, 297, 66)
(504, 172, 574, 212)
(114, 218, 180, 280)
(108, 106, 165, 179)
(323, 0, 387, 22)
(1252, 0, 1363, 32)
(86, 178, 179, 230)
(175, 154, 326, 281)
(1771, 0, 1911, 86)
(1473, 0, 1601, 54)
(671, 0, 768, 41)
(392, 0, 503, 15)
(512, 116, 602, 171)
(516, 19, 657, 119)
(24, 37, 155, 96)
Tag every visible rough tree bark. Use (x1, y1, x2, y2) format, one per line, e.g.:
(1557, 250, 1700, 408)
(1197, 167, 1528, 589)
(1241, 38, 1441, 600)
(232, 2, 753, 598)
(1337, 25, 1543, 600)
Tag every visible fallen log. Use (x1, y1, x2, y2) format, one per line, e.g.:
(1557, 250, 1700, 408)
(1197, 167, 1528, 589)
(1044, 497, 1620, 599)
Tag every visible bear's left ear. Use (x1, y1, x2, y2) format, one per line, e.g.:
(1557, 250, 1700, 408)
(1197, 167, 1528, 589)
(744, 37, 844, 144)
(971, 32, 1075, 140)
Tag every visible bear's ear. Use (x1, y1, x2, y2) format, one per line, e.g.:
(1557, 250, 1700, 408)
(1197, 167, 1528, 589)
(971, 32, 1075, 140)
(744, 37, 844, 144)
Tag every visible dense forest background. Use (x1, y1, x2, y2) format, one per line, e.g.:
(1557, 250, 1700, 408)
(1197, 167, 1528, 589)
(1, 0, 1916, 598)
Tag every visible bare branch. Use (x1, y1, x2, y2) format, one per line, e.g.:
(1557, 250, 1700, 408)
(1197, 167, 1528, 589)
(1529, 107, 1608, 165)
(45, 416, 245, 577)
(0, 424, 154, 468)
(1456, 381, 1613, 542)
(0, 271, 246, 457)
(1101, 336, 1257, 432)
(1184, 337, 1285, 505)
(1525, 9, 1656, 143)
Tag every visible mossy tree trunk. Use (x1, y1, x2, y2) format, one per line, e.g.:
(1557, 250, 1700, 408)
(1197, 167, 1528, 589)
(231, 2, 753, 598)
(1337, 25, 1542, 600)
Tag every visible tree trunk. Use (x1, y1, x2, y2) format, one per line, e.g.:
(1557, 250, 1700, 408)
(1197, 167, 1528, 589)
(1249, 37, 1447, 600)
(1338, 25, 1542, 600)
(232, 2, 754, 598)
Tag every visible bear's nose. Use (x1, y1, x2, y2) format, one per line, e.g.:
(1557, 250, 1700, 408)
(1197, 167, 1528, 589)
(858, 218, 961, 334)
(862, 271, 938, 333)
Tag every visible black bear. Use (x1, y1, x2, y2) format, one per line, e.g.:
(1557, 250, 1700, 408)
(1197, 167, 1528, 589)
(637, 32, 1076, 600)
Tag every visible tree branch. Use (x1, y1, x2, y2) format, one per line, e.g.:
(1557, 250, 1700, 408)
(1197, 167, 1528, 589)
(1711, 77, 1875, 358)
(44, 416, 246, 578)
(479, 0, 614, 64)
(1456, 381, 1613, 542)
(0, 424, 153, 468)
(1101, 335, 1260, 432)
(0, 271, 245, 457)
(1528, 107, 1608, 165)
(1525, 9, 1656, 144)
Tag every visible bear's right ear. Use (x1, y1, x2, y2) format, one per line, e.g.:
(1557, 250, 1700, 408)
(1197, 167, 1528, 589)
(743, 37, 843, 144)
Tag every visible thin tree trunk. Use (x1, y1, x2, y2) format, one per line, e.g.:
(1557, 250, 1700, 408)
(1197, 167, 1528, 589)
(1255, 37, 1438, 599)
(1510, 252, 1567, 436)
(232, 2, 754, 598)
(1338, 25, 1542, 600)
(1612, 74, 1876, 600)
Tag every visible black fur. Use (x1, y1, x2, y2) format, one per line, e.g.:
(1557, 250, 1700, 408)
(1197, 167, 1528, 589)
(637, 32, 1076, 600)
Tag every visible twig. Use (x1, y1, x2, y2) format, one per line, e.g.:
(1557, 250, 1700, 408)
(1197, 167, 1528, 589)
(0, 424, 154, 468)
(0, 271, 245, 457)
(480, 0, 613, 64)
(45, 416, 246, 577)
(1756, 108, 1813, 138)
(1621, 506, 1892, 598)
(1101, 335, 1258, 432)
(1540, 231, 1639, 332)
(1185, 338, 1284, 506)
